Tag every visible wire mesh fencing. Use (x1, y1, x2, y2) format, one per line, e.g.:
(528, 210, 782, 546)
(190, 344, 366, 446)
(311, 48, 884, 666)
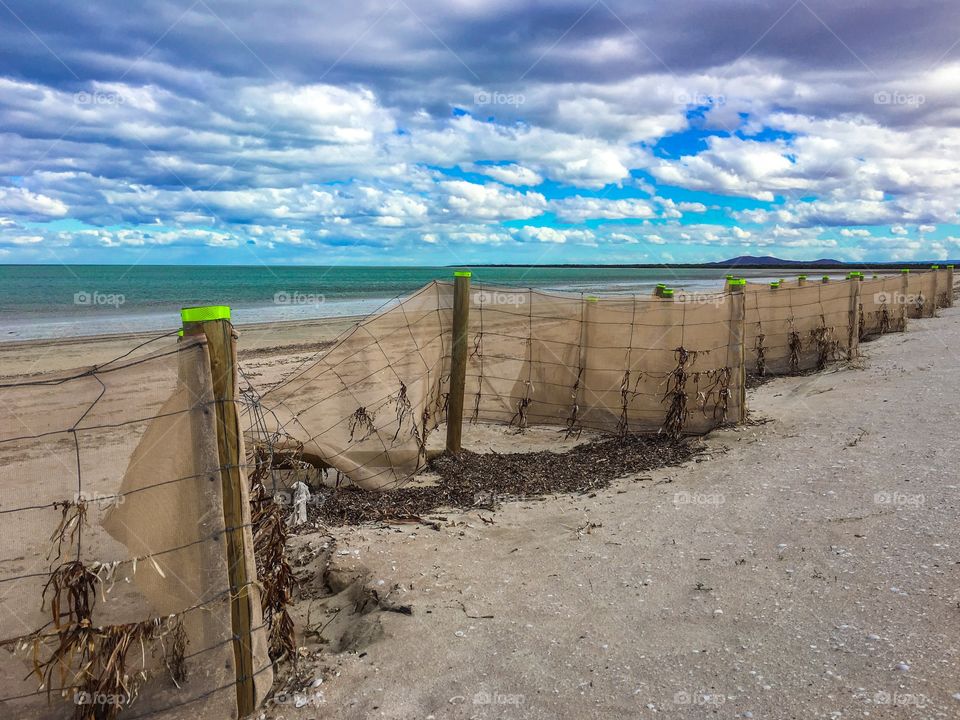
(0, 332, 272, 720)
(740, 270, 945, 378)
(250, 281, 747, 490)
(744, 278, 857, 377)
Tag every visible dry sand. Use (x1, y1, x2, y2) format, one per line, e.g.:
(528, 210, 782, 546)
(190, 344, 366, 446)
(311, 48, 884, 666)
(0, 315, 357, 380)
(269, 307, 960, 720)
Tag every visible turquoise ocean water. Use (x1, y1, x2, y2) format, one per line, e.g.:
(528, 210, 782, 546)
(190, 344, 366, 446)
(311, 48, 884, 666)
(0, 265, 797, 341)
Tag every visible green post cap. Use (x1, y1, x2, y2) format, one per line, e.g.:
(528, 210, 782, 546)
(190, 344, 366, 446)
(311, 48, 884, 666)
(770, 281, 780, 288)
(947, 264, 955, 268)
(798, 275, 807, 280)
(453, 270, 472, 277)
(586, 295, 599, 302)
(931, 265, 940, 269)
(822, 276, 830, 282)
(901, 269, 910, 273)
(728, 278, 747, 286)
(181, 305, 231, 323)
(660, 288, 674, 298)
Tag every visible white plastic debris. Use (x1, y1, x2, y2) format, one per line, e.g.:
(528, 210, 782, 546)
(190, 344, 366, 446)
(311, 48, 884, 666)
(290, 480, 310, 526)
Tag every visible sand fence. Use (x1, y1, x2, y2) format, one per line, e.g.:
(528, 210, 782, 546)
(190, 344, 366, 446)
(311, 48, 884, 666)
(249, 268, 948, 491)
(0, 319, 272, 719)
(0, 266, 948, 718)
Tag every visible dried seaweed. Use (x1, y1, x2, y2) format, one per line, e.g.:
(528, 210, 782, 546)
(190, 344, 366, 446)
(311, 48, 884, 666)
(661, 347, 695, 440)
(27, 616, 182, 720)
(565, 367, 583, 439)
(42, 560, 98, 629)
(389, 382, 423, 452)
(788, 330, 802, 375)
(810, 324, 839, 371)
(878, 301, 890, 335)
(249, 447, 296, 664)
(510, 393, 531, 433)
(755, 333, 766, 377)
(697, 366, 732, 422)
(162, 618, 187, 685)
(48, 500, 88, 562)
(616, 369, 632, 438)
(347, 406, 376, 442)
(308, 434, 697, 526)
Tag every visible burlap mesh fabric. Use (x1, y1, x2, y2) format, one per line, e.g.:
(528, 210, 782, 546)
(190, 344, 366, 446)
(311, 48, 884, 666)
(255, 282, 452, 490)
(0, 336, 271, 719)
(859, 276, 908, 338)
(466, 286, 743, 436)
(256, 283, 745, 490)
(905, 271, 937, 318)
(743, 280, 855, 376)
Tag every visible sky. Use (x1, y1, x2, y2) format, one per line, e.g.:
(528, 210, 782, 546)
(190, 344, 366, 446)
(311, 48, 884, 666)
(0, 0, 958, 266)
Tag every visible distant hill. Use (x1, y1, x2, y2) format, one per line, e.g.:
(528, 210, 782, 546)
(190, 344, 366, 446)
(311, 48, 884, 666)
(704, 255, 845, 268)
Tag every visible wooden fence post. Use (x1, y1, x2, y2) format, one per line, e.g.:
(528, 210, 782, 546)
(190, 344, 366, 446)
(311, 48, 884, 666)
(181, 305, 257, 718)
(727, 280, 747, 422)
(900, 269, 910, 328)
(575, 295, 598, 427)
(948, 265, 955, 308)
(446, 272, 471, 454)
(930, 266, 939, 316)
(847, 279, 861, 361)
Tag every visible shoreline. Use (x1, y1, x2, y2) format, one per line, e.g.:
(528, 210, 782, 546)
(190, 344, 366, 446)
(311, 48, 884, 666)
(0, 266, 869, 345)
(0, 314, 362, 378)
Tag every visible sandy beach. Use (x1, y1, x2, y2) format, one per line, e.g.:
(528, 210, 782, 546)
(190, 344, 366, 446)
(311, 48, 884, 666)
(0, 315, 358, 381)
(250, 304, 960, 719)
(3, 289, 958, 719)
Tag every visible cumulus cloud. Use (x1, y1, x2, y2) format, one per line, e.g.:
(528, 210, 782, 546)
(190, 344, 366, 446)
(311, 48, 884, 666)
(551, 197, 656, 222)
(472, 164, 543, 186)
(1, 0, 959, 261)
